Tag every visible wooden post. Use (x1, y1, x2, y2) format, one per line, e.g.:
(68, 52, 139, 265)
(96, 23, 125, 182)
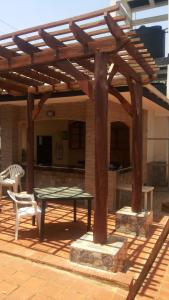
(93, 51, 108, 244)
(26, 93, 34, 193)
(130, 80, 143, 212)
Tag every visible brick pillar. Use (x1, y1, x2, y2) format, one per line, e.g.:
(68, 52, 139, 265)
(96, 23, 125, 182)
(0, 105, 19, 169)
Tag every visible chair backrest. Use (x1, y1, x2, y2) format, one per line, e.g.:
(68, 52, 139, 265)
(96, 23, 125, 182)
(7, 190, 35, 212)
(8, 165, 25, 180)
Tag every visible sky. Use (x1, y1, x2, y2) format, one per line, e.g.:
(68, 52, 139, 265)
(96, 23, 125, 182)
(0, 0, 167, 34)
(0, 0, 110, 33)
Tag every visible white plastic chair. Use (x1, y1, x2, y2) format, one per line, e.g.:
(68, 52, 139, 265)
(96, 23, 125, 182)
(0, 164, 25, 197)
(7, 190, 41, 240)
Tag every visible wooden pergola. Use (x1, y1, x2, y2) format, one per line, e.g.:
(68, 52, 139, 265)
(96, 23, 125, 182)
(0, 5, 158, 244)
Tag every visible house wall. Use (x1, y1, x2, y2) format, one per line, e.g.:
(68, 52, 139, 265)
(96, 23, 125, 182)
(0, 105, 20, 169)
(147, 111, 169, 185)
(0, 97, 148, 210)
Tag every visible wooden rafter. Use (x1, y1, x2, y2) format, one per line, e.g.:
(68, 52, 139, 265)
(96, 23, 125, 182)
(39, 28, 94, 73)
(13, 34, 89, 83)
(0, 78, 28, 93)
(0, 72, 41, 87)
(104, 12, 155, 78)
(0, 4, 157, 98)
(109, 85, 133, 116)
(32, 92, 51, 120)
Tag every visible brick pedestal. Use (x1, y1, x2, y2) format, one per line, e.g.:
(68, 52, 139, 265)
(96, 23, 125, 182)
(70, 232, 128, 272)
(115, 206, 153, 237)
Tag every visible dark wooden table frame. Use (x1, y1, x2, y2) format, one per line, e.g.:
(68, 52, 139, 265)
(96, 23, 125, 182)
(34, 187, 93, 241)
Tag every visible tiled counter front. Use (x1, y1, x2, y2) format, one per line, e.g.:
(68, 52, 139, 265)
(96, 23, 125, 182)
(33, 166, 85, 188)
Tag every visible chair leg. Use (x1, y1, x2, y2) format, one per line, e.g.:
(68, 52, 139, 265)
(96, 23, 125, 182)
(0, 185, 2, 199)
(13, 184, 18, 193)
(19, 181, 22, 192)
(15, 216, 19, 240)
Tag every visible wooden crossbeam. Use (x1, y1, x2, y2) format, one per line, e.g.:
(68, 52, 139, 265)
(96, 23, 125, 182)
(109, 85, 133, 116)
(104, 12, 155, 78)
(21, 68, 58, 85)
(69, 22, 141, 82)
(0, 72, 41, 87)
(39, 29, 94, 73)
(38, 29, 93, 97)
(0, 78, 28, 93)
(0, 37, 146, 73)
(14, 34, 89, 82)
(13, 35, 73, 84)
(69, 21, 93, 47)
(0, 45, 58, 85)
(0, 5, 120, 41)
(112, 54, 141, 82)
(1, 14, 127, 49)
(13, 35, 40, 55)
(32, 92, 51, 120)
(108, 64, 118, 84)
(0, 45, 18, 59)
(34, 65, 72, 84)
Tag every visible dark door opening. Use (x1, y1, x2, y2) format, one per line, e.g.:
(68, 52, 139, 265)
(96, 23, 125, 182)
(110, 122, 130, 169)
(37, 136, 52, 166)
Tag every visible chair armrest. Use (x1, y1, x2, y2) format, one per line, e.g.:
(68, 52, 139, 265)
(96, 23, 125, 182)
(15, 200, 35, 205)
(0, 169, 9, 179)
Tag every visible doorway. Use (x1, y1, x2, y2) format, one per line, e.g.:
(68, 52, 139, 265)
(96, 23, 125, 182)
(110, 122, 130, 168)
(37, 135, 52, 166)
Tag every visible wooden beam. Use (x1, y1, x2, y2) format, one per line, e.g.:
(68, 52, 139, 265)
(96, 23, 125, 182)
(1, 72, 41, 87)
(0, 45, 18, 59)
(0, 37, 142, 73)
(112, 54, 141, 82)
(69, 21, 93, 48)
(0, 78, 28, 93)
(13, 35, 40, 54)
(108, 64, 118, 85)
(26, 93, 34, 193)
(93, 51, 108, 244)
(39, 28, 94, 73)
(105, 12, 155, 78)
(109, 85, 133, 116)
(38, 29, 93, 97)
(38, 29, 89, 80)
(128, 79, 143, 212)
(13, 35, 85, 83)
(0, 5, 120, 41)
(32, 92, 51, 120)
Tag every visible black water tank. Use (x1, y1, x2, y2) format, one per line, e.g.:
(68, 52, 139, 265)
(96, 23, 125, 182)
(136, 26, 165, 58)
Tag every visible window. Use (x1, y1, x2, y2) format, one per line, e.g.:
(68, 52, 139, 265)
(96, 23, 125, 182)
(69, 121, 85, 149)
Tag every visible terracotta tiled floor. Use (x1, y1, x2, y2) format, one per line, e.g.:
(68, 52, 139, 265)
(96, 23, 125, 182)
(0, 196, 169, 299)
(0, 252, 128, 300)
(136, 235, 169, 300)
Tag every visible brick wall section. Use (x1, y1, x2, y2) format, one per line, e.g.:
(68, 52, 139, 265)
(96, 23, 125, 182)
(85, 99, 132, 210)
(19, 100, 86, 122)
(0, 105, 19, 169)
(0, 99, 148, 211)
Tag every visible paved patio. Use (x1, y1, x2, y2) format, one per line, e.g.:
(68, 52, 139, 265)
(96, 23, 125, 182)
(0, 190, 169, 299)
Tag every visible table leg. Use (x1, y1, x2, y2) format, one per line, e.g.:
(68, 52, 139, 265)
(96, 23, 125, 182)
(32, 216, 35, 226)
(87, 199, 92, 231)
(150, 191, 153, 211)
(73, 199, 76, 222)
(39, 200, 46, 241)
(144, 193, 148, 211)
